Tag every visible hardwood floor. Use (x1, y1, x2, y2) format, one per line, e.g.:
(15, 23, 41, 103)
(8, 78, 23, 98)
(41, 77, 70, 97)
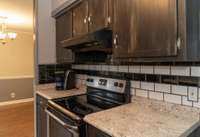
(0, 102, 34, 137)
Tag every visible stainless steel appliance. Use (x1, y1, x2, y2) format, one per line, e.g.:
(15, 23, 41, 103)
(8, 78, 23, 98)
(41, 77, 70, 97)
(46, 76, 130, 137)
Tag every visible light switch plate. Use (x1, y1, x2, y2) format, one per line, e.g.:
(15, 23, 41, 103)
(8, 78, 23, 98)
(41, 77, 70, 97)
(188, 87, 198, 102)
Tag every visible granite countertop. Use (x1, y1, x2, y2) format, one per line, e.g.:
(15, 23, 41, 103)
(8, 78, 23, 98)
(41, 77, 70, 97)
(35, 84, 86, 100)
(84, 96, 200, 137)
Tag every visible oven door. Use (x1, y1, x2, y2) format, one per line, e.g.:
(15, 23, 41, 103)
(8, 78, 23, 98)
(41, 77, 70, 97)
(45, 108, 79, 137)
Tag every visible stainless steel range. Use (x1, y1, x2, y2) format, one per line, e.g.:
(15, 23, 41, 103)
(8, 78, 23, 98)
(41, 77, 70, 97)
(45, 76, 130, 137)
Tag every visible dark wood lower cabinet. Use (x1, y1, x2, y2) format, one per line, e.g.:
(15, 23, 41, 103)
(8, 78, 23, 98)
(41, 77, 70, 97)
(86, 124, 111, 137)
(188, 127, 200, 137)
(36, 95, 48, 137)
(49, 118, 74, 137)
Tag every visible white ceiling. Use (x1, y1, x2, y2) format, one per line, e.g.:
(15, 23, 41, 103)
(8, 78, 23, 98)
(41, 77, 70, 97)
(0, 0, 33, 33)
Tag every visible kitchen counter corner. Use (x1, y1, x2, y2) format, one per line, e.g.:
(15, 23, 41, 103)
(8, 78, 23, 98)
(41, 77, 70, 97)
(84, 96, 200, 137)
(35, 83, 86, 100)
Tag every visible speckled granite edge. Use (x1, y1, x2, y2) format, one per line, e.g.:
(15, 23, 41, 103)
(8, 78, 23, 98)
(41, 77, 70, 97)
(84, 97, 200, 137)
(35, 84, 86, 100)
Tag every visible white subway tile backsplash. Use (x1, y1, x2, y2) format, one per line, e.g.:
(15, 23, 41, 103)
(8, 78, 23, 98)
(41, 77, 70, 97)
(191, 67, 200, 77)
(131, 88, 136, 96)
(155, 83, 171, 93)
(188, 87, 198, 102)
(141, 66, 154, 74)
(73, 64, 200, 108)
(154, 66, 170, 75)
(193, 102, 200, 108)
(129, 65, 141, 73)
(131, 81, 141, 89)
(87, 65, 94, 70)
(171, 85, 188, 96)
(149, 91, 163, 101)
(136, 89, 148, 98)
(89, 65, 101, 71)
(182, 96, 193, 107)
(109, 65, 118, 72)
(82, 65, 89, 70)
(171, 66, 190, 76)
(164, 94, 182, 105)
(141, 82, 154, 91)
(102, 65, 109, 71)
(118, 66, 129, 73)
(72, 65, 76, 69)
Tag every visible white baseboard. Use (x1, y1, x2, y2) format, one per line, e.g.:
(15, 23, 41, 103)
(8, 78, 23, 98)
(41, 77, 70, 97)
(0, 98, 34, 106)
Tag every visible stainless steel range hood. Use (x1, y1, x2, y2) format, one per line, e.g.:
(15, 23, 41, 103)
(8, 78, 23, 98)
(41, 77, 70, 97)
(61, 29, 113, 53)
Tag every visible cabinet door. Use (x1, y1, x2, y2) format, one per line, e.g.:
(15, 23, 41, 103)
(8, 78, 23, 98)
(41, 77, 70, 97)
(73, 1, 89, 37)
(56, 11, 74, 63)
(49, 118, 74, 137)
(88, 0, 110, 32)
(87, 124, 111, 137)
(36, 95, 47, 137)
(130, 0, 178, 57)
(113, 0, 132, 58)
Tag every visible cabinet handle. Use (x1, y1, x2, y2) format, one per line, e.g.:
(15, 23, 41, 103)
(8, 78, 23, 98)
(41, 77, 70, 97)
(39, 101, 43, 105)
(107, 17, 111, 24)
(176, 37, 181, 50)
(84, 17, 87, 24)
(88, 16, 92, 24)
(113, 34, 119, 48)
(45, 109, 78, 131)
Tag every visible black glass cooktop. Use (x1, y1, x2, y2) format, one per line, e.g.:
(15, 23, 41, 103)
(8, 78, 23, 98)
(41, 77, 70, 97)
(53, 94, 103, 117)
(53, 92, 123, 118)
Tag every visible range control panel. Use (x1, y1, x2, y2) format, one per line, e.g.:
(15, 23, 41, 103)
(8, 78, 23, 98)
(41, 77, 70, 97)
(86, 76, 126, 94)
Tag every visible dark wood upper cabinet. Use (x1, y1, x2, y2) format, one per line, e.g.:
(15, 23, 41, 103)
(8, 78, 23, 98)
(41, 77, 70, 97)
(130, 0, 178, 58)
(56, 11, 73, 42)
(113, 0, 132, 58)
(113, 0, 178, 58)
(88, 0, 110, 32)
(56, 11, 74, 63)
(73, 1, 89, 37)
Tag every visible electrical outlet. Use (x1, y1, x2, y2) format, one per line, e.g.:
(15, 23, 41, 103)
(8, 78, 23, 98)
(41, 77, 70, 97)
(10, 92, 15, 99)
(188, 87, 198, 102)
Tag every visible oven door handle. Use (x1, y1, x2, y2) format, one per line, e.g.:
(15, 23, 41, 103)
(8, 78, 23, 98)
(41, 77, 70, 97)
(45, 108, 79, 132)
(48, 100, 81, 122)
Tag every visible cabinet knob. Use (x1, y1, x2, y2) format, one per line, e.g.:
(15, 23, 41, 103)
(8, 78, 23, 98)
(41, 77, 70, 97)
(113, 34, 119, 48)
(107, 17, 111, 24)
(39, 101, 43, 105)
(176, 37, 181, 50)
(84, 18, 87, 24)
(88, 16, 92, 24)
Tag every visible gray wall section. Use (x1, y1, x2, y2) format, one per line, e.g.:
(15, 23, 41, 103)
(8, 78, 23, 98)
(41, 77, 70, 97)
(0, 78, 33, 102)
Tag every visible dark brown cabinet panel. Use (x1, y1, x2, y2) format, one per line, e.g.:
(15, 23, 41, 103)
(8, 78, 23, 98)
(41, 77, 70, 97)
(56, 11, 73, 42)
(56, 11, 74, 63)
(113, 0, 178, 59)
(88, 0, 110, 32)
(87, 124, 111, 137)
(73, 1, 89, 36)
(131, 0, 178, 58)
(49, 118, 74, 137)
(36, 95, 47, 137)
(113, 0, 132, 58)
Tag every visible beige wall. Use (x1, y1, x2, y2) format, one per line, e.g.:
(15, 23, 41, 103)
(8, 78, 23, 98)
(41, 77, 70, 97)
(0, 31, 34, 77)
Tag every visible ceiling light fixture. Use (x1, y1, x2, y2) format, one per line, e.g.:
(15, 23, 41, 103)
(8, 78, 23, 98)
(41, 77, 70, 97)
(0, 16, 17, 45)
